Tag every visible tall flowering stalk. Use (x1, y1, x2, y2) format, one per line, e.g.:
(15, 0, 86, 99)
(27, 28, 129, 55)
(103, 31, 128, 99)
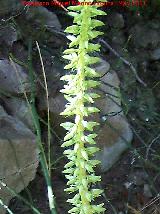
(60, 1, 106, 213)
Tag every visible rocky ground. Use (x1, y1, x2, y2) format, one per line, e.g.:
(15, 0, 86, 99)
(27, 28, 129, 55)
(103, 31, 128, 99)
(0, 1, 160, 214)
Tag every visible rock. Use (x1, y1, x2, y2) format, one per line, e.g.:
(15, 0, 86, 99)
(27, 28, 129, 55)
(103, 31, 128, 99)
(0, 59, 30, 94)
(96, 116, 132, 172)
(128, 171, 148, 186)
(107, 13, 125, 29)
(26, 7, 61, 30)
(94, 59, 133, 172)
(130, 23, 160, 49)
(93, 60, 110, 77)
(0, 106, 34, 140)
(111, 31, 126, 46)
(143, 184, 153, 198)
(0, 105, 39, 214)
(11, 42, 28, 64)
(0, 26, 17, 46)
(0, 1, 22, 16)
(150, 48, 160, 60)
(2, 97, 34, 130)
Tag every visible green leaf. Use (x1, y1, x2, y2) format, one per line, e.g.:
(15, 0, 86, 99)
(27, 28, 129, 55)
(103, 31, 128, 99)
(85, 67, 101, 77)
(68, 5, 83, 11)
(81, 149, 89, 160)
(63, 168, 75, 174)
(86, 147, 100, 155)
(90, 8, 107, 17)
(65, 186, 77, 193)
(63, 48, 78, 54)
(85, 164, 94, 173)
(88, 175, 101, 183)
(64, 161, 75, 168)
(82, 121, 99, 131)
(86, 107, 100, 113)
(85, 134, 97, 144)
(60, 122, 75, 130)
(92, 203, 106, 213)
(85, 192, 92, 202)
(63, 53, 77, 60)
(68, 207, 79, 213)
(69, 36, 80, 47)
(65, 25, 80, 35)
(89, 159, 101, 166)
(61, 139, 75, 147)
(64, 127, 76, 141)
(60, 74, 76, 82)
(68, 12, 79, 17)
(87, 43, 101, 52)
(85, 80, 100, 88)
(91, 19, 105, 28)
(63, 149, 74, 155)
(85, 55, 100, 65)
(91, 189, 103, 198)
(88, 30, 104, 39)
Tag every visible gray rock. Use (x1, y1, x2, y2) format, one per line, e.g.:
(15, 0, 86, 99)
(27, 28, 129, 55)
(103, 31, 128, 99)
(112, 31, 126, 46)
(143, 184, 153, 198)
(93, 60, 110, 77)
(0, 105, 34, 140)
(128, 171, 148, 186)
(150, 48, 160, 60)
(130, 23, 160, 49)
(0, 105, 39, 214)
(94, 60, 133, 172)
(26, 7, 61, 30)
(0, 26, 17, 46)
(0, 59, 30, 94)
(107, 13, 125, 29)
(2, 97, 34, 130)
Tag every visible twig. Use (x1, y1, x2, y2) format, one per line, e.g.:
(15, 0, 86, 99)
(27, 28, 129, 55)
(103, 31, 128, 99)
(99, 39, 147, 87)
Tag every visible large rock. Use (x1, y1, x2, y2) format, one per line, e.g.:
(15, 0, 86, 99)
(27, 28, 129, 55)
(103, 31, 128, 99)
(0, 59, 30, 94)
(26, 7, 61, 30)
(129, 22, 160, 49)
(93, 60, 133, 172)
(0, 105, 39, 214)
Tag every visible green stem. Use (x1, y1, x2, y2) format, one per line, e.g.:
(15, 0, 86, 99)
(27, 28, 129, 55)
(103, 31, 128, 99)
(28, 39, 57, 214)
